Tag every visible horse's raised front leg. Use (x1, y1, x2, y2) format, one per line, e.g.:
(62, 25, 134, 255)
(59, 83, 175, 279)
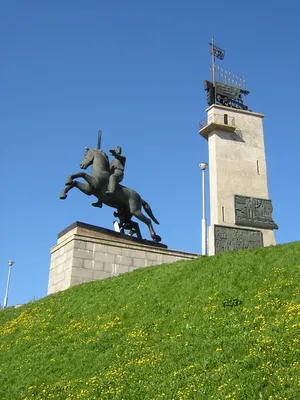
(65, 172, 86, 186)
(65, 172, 99, 189)
(60, 181, 93, 200)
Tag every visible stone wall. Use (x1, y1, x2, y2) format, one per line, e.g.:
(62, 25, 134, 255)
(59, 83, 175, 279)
(48, 222, 198, 295)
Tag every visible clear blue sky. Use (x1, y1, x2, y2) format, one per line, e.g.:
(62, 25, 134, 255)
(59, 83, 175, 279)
(1, 0, 299, 306)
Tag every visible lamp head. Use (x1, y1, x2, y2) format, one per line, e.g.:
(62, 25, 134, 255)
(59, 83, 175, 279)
(199, 162, 208, 170)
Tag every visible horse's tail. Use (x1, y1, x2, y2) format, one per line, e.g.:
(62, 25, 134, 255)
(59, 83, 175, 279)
(142, 200, 160, 225)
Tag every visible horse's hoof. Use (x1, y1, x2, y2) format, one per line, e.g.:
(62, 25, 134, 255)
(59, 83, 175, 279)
(60, 194, 67, 200)
(65, 179, 72, 186)
(92, 202, 102, 208)
(153, 235, 162, 242)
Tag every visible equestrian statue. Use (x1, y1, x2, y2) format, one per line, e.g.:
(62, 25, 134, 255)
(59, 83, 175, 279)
(59, 134, 161, 242)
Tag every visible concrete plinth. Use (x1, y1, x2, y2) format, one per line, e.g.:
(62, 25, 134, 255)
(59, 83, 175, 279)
(48, 222, 198, 294)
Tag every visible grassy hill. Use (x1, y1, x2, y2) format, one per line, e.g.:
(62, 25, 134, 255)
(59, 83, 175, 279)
(0, 242, 299, 400)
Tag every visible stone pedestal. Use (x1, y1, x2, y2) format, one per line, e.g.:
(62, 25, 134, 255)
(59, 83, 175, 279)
(48, 222, 198, 294)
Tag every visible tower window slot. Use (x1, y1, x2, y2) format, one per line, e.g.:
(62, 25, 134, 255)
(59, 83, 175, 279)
(257, 160, 260, 175)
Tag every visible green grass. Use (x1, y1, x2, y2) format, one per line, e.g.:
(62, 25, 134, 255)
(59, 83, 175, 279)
(0, 242, 299, 400)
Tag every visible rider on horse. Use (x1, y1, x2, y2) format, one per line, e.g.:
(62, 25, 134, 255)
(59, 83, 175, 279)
(92, 146, 126, 208)
(106, 146, 126, 194)
(60, 144, 161, 242)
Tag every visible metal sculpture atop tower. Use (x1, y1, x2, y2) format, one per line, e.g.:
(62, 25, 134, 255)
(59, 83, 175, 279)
(204, 38, 250, 110)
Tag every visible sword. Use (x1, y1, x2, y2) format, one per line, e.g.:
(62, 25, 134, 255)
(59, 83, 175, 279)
(97, 130, 102, 149)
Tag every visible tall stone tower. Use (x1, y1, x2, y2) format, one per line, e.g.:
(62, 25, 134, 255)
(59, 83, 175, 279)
(199, 40, 277, 255)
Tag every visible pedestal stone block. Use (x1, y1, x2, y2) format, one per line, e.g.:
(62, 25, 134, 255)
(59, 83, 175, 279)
(48, 222, 198, 295)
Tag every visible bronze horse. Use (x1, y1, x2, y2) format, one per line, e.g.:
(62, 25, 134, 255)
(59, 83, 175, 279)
(60, 148, 161, 242)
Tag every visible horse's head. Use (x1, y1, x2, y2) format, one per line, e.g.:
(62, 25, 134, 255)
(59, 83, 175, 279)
(80, 147, 95, 169)
(80, 147, 110, 172)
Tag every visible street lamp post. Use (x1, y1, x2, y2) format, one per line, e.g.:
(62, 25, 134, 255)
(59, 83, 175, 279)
(199, 163, 208, 255)
(3, 260, 14, 309)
